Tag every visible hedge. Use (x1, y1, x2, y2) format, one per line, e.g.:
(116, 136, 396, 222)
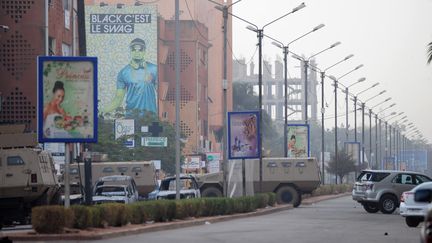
(32, 193, 276, 233)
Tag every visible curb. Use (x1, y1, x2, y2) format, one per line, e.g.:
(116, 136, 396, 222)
(2, 193, 350, 241)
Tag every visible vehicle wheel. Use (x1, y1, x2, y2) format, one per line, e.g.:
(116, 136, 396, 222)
(201, 187, 222, 197)
(276, 186, 301, 207)
(362, 202, 379, 213)
(405, 217, 421, 227)
(379, 194, 398, 214)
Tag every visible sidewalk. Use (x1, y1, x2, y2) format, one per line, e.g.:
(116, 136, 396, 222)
(1, 193, 350, 241)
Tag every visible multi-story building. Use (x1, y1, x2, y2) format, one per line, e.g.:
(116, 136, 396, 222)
(1, 0, 232, 160)
(233, 58, 319, 124)
(0, 0, 76, 130)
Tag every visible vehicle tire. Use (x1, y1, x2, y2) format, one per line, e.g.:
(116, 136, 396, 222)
(362, 202, 380, 213)
(405, 217, 421, 227)
(201, 186, 223, 197)
(379, 194, 398, 214)
(276, 186, 301, 207)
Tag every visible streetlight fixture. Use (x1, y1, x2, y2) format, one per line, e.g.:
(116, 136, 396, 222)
(209, 0, 243, 197)
(352, 82, 379, 141)
(269, 23, 325, 157)
(358, 88, 383, 169)
(371, 98, 392, 168)
(306, 54, 353, 184)
(340, 74, 365, 141)
(246, 2, 306, 192)
(292, 41, 341, 124)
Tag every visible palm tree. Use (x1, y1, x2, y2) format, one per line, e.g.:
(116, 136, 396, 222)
(428, 42, 432, 64)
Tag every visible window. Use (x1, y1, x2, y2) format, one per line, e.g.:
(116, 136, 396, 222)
(7, 156, 25, 166)
(117, 167, 128, 173)
(415, 175, 432, 184)
(393, 174, 415, 184)
(49, 37, 56, 55)
(102, 167, 114, 173)
(62, 43, 71, 56)
(357, 172, 390, 182)
(131, 167, 142, 173)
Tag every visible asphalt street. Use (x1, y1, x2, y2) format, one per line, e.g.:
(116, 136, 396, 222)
(42, 195, 421, 243)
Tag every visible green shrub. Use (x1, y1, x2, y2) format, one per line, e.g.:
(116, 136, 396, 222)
(71, 205, 92, 229)
(175, 200, 188, 220)
(32, 205, 67, 234)
(255, 193, 269, 208)
(97, 203, 130, 227)
(88, 206, 103, 227)
(127, 202, 151, 224)
(267, 192, 276, 206)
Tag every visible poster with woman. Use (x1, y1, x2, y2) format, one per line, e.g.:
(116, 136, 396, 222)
(228, 111, 260, 159)
(38, 56, 98, 143)
(287, 124, 310, 158)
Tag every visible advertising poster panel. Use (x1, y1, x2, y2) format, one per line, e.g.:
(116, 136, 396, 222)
(37, 56, 98, 143)
(85, 5, 158, 117)
(206, 152, 221, 173)
(286, 124, 310, 157)
(115, 119, 135, 147)
(345, 142, 361, 169)
(228, 111, 260, 159)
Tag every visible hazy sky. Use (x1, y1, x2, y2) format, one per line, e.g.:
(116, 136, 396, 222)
(231, 0, 432, 144)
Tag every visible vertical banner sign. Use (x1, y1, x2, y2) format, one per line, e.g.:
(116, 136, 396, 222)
(286, 124, 310, 158)
(37, 56, 98, 143)
(345, 142, 361, 169)
(228, 111, 260, 159)
(85, 5, 158, 118)
(115, 119, 135, 147)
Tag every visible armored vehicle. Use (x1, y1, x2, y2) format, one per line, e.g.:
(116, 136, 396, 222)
(195, 157, 320, 207)
(66, 161, 157, 197)
(0, 125, 60, 228)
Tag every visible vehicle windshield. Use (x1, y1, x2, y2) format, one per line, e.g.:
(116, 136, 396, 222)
(357, 171, 390, 182)
(160, 178, 193, 191)
(95, 186, 126, 196)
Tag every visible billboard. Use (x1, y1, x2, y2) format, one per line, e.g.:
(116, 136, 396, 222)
(287, 124, 310, 158)
(37, 56, 98, 143)
(115, 119, 135, 147)
(345, 142, 361, 168)
(228, 111, 260, 159)
(85, 5, 158, 117)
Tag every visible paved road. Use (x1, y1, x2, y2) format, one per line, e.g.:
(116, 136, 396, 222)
(27, 196, 421, 243)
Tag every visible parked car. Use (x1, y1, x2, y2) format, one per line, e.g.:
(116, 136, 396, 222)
(400, 182, 432, 227)
(352, 170, 431, 214)
(414, 188, 432, 243)
(92, 175, 140, 204)
(148, 175, 200, 200)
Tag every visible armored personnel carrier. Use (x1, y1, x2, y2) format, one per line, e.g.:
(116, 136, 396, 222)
(195, 157, 321, 207)
(0, 125, 60, 228)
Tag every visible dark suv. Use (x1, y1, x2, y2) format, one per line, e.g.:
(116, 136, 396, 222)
(352, 170, 431, 214)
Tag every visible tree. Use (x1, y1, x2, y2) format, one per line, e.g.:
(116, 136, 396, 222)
(93, 110, 184, 175)
(232, 82, 283, 156)
(428, 42, 432, 64)
(326, 149, 356, 184)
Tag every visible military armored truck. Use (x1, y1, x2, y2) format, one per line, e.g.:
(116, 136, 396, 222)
(0, 125, 60, 228)
(195, 157, 320, 207)
(66, 161, 157, 197)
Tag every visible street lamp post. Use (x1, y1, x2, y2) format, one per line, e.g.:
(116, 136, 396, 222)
(344, 77, 365, 140)
(372, 99, 393, 168)
(292, 41, 341, 124)
(308, 54, 353, 184)
(329, 64, 363, 184)
(270, 23, 325, 157)
(359, 89, 384, 168)
(246, 2, 306, 193)
(210, 0, 243, 197)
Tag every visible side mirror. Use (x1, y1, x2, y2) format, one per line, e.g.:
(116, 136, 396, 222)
(414, 189, 432, 203)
